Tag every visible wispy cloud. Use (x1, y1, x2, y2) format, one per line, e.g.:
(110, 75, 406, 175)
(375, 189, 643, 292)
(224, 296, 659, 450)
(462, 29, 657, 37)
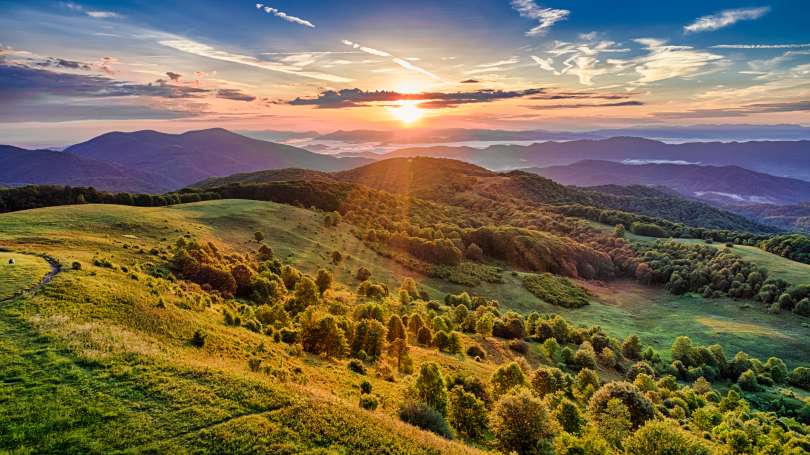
(684, 7, 770, 33)
(527, 100, 643, 109)
(288, 87, 544, 109)
(541, 40, 629, 85)
(159, 38, 352, 83)
(62, 2, 121, 19)
(255, 3, 314, 28)
(653, 100, 810, 119)
(341, 40, 440, 80)
(510, 0, 569, 36)
(530, 56, 557, 73)
(626, 39, 724, 84)
(711, 43, 810, 49)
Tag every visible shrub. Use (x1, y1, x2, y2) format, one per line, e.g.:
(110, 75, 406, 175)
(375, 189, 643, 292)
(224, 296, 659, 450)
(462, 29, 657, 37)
(416, 326, 433, 346)
(626, 361, 655, 381)
(466, 344, 486, 359)
(508, 339, 529, 354)
(360, 380, 372, 394)
(433, 330, 450, 351)
(737, 369, 760, 391)
(359, 394, 378, 411)
(301, 315, 348, 359)
(624, 420, 710, 455)
(522, 273, 591, 308)
(447, 386, 487, 439)
(588, 382, 655, 429)
(355, 267, 372, 281)
(399, 402, 452, 438)
(190, 329, 206, 347)
(622, 334, 642, 360)
(553, 398, 584, 434)
(531, 367, 569, 397)
(71, 261, 82, 271)
(351, 319, 387, 359)
(574, 341, 597, 370)
(254, 231, 264, 242)
(445, 331, 463, 354)
(491, 388, 559, 455)
(348, 359, 366, 375)
(414, 362, 448, 416)
(315, 268, 332, 294)
(491, 362, 527, 399)
(788, 367, 810, 390)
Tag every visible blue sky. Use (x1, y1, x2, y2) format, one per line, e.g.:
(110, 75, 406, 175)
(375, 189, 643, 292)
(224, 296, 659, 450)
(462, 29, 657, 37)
(1, 0, 809, 146)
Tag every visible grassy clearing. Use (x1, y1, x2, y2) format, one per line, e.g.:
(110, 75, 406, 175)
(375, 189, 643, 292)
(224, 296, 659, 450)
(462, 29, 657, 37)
(0, 252, 51, 300)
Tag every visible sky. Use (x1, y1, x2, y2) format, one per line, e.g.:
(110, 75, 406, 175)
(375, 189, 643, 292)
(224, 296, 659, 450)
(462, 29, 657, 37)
(1, 0, 809, 147)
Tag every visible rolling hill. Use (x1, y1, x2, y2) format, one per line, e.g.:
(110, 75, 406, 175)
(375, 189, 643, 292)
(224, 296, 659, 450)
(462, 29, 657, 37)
(525, 160, 810, 206)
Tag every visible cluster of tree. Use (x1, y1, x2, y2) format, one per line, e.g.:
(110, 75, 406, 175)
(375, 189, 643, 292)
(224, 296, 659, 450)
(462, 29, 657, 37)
(164, 235, 809, 454)
(521, 273, 591, 308)
(0, 185, 220, 213)
(633, 240, 809, 316)
(760, 234, 810, 265)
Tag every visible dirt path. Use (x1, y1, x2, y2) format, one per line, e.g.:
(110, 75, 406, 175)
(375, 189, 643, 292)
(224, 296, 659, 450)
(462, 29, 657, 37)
(0, 253, 60, 303)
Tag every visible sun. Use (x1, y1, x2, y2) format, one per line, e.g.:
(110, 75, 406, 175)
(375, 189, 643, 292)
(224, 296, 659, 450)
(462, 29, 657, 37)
(388, 100, 424, 125)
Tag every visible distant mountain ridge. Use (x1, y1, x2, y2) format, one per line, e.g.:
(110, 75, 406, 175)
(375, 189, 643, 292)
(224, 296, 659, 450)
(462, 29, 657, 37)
(0, 145, 170, 193)
(383, 137, 810, 181)
(0, 129, 371, 193)
(65, 128, 371, 189)
(525, 160, 810, 206)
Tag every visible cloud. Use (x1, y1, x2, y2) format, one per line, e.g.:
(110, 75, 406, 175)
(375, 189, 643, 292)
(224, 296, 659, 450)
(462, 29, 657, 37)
(527, 100, 643, 109)
(216, 88, 256, 102)
(166, 71, 182, 81)
(540, 40, 630, 85)
(35, 57, 92, 71)
(255, 3, 314, 28)
(628, 38, 724, 84)
(0, 62, 255, 102)
(623, 159, 701, 165)
(684, 7, 770, 33)
(341, 40, 440, 80)
(711, 43, 810, 49)
(510, 0, 569, 36)
(288, 87, 544, 109)
(61, 2, 121, 19)
(460, 79, 480, 84)
(531, 55, 557, 73)
(476, 57, 520, 68)
(159, 38, 352, 82)
(652, 100, 810, 119)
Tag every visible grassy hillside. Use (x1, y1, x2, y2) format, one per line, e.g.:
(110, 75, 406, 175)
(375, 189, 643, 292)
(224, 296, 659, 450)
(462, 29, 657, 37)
(0, 251, 51, 300)
(1, 200, 808, 453)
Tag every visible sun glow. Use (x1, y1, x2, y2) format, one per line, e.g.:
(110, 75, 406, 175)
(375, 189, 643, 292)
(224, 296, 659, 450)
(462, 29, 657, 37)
(388, 100, 424, 125)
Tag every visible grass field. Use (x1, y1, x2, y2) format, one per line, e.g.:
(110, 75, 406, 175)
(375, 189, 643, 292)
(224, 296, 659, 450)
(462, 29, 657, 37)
(0, 252, 51, 300)
(0, 201, 808, 451)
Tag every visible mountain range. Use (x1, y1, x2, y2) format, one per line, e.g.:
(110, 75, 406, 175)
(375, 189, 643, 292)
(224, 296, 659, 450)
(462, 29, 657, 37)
(0, 129, 369, 193)
(382, 137, 810, 181)
(525, 160, 810, 206)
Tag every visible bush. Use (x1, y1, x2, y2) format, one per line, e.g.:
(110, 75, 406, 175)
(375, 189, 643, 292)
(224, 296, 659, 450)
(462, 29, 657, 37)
(398, 402, 452, 438)
(531, 367, 569, 397)
(491, 388, 559, 455)
(416, 326, 433, 346)
(466, 344, 486, 359)
(348, 359, 366, 375)
(626, 361, 655, 381)
(508, 339, 529, 354)
(491, 362, 527, 399)
(190, 329, 206, 347)
(788, 367, 810, 390)
(447, 386, 487, 439)
(414, 362, 448, 416)
(355, 267, 372, 281)
(71, 261, 82, 271)
(624, 420, 710, 455)
(359, 394, 378, 411)
(588, 382, 655, 429)
(522, 273, 591, 308)
(737, 369, 760, 391)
